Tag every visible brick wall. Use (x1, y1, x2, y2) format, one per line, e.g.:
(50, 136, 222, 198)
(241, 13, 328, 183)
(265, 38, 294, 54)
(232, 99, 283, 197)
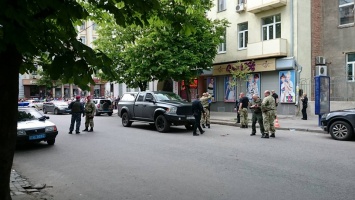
(311, 0, 323, 100)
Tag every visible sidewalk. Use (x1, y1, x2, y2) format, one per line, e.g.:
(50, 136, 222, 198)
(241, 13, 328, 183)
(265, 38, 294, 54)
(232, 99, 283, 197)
(209, 111, 324, 133)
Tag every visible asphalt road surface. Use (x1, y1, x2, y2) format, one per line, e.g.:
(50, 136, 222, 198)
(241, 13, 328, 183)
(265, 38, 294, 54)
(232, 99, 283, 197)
(13, 112, 355, 200)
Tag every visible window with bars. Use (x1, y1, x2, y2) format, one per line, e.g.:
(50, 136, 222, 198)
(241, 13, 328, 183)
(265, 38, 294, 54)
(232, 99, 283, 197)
(262, 14, 281, 41)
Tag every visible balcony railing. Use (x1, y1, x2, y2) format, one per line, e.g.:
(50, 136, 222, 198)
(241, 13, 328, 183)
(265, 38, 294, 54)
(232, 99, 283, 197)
(247, 38, 287, 59)
(247, 0, 287, 14)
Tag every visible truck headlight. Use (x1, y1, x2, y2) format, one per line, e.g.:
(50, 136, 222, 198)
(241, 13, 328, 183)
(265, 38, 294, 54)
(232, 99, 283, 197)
(45, 126, 57, 132)
(321, 113, 330, 118)
(17, 130, 26, 136)
(166, 106, 177, 114)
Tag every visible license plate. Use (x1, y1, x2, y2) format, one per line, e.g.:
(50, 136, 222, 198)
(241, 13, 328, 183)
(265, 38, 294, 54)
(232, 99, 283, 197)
(187, 116, 194, 120)
(29, 134, 46, 140)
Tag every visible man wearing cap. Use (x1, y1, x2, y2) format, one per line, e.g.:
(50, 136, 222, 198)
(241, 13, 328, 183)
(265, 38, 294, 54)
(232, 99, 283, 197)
(68, 96, 84, 134)
(83, 96, 96, 132)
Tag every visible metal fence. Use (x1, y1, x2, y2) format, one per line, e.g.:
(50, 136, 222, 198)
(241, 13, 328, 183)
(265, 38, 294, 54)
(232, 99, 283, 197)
(299, 76, 355, 101)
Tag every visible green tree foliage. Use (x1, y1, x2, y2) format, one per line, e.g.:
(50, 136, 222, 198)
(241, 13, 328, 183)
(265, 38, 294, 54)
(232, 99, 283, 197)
(1, 0, 208, 199)
(94, 1, 228, 97)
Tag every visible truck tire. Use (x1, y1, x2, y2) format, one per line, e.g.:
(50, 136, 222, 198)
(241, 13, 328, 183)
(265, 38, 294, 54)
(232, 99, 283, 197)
(155, 115, 170, 132)
(122, 112, 132, 127)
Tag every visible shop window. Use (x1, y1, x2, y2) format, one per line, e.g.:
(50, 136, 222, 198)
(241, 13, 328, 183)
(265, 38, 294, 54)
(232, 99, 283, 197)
(339, 0, 354, 25)
(262, 14, 281, 41)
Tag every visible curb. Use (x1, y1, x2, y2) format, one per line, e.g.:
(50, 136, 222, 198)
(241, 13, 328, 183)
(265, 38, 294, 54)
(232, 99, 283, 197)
(211, 120, 325, 134)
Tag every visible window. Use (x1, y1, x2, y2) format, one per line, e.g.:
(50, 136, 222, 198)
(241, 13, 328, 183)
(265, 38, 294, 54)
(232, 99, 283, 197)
(218, 0, 226, 12)
(80, 22, 86, 31)
(92, 23, 97, 31)
(80, 36, 86, 44)
(137, 94, 144, 102)
(347, 53, 355, 81)
(339, 0, 354, 25)
(238, 23, 248, 49)
(262, 14, 281, 41)
(218, 29, 226, 53)
(145, 93, 154, 101)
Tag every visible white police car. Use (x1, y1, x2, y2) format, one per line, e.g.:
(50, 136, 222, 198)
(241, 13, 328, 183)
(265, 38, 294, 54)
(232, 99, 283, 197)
(17, 102, 58, 145)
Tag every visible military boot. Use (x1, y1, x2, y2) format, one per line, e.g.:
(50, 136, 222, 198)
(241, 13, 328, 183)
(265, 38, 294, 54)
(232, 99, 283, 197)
(207, 124, 210, 129)
(88, 127, 93, 132)
(202, 124, 206, 128)
(270, 133, 275, 138)
(250, 132, 256, 136)
(261, 133, 269, 138)
(83, 127, 89, 132)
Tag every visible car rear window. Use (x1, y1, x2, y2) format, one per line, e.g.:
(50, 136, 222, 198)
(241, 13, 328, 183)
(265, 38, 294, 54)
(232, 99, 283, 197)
(121, 93, 137, 102)
(100, 100, 111, 105)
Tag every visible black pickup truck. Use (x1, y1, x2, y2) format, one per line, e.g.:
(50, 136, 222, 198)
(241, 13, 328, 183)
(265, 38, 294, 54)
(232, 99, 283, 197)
(117, 91, 195, 132)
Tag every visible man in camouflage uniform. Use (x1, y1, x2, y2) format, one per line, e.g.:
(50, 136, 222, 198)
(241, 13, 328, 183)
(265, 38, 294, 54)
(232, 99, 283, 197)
(261, 90, 276, 138)
(83, 96, 96, 132)
(249, 94, 265, 136)
(68, 96, 84, 134)
(200, 92, 212, 128)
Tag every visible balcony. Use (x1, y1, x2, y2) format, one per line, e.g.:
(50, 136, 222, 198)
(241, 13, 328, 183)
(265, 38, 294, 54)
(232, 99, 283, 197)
(247, 38, 287, 59)
(247, 0, 287, 14)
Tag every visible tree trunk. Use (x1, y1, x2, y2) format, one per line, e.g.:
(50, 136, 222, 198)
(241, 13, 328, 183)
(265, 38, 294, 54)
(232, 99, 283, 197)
(184, 81, 191, 102)
(0, 45, 22, 200)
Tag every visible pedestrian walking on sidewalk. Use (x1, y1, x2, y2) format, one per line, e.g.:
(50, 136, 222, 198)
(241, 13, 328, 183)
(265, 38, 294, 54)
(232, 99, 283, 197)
(200, 92, 212, 128)
(261, 90, 276, 138)
(249, 94, 265, 136)
(238, 92, 249, 128)
(301, 93, 308, 120)
(192, 94, 205, 136)
(83, 96, 96, 132)
(68, 96, 84, 134)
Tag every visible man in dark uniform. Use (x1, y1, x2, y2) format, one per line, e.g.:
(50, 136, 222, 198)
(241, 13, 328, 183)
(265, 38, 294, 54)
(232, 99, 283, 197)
(301, 93, 308, 120)
(238, 92, 249, 128)
(191, 94, 205, 136)
(234, 96, 241, 124)
(68, 96, 84, 134)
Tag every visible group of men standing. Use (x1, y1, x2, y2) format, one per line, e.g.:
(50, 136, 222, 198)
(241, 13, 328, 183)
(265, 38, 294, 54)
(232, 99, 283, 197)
(235, 90, 279, 139)
(68, 95, 96, 134)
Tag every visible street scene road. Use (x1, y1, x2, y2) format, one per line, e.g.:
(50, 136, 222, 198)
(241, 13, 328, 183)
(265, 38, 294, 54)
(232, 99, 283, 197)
(13, 113, 355, 200)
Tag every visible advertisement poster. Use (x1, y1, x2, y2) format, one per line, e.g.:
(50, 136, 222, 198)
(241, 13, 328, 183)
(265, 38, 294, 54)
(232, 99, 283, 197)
(224, 76, 236, 102)
(279, 70, 296, 103)
(207, 77, 216, 102)
(246, 73, 261, 100)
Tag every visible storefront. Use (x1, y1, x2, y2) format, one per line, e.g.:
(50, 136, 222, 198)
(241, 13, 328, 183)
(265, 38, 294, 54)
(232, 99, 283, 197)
(22, 79, 46, 99)
(200, 57, 297, 115)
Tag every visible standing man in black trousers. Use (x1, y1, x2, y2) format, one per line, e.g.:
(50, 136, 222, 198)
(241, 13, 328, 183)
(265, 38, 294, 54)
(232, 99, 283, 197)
(301, 93, 308, 120)
(191, 94, 205, 136)
(234, 94, 241, 124)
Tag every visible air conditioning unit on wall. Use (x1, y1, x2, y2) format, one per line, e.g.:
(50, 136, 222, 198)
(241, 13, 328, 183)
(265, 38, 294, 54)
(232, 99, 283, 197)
(236, 3, 245, 13)
(315, 65, 327, 76)
(315, 56, 326, 65)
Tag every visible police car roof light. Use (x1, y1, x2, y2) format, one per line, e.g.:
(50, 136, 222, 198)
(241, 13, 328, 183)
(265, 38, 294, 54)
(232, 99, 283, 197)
(18, 102, 30, 107)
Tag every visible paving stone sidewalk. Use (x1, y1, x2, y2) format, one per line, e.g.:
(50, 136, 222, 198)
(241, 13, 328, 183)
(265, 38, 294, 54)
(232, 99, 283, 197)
(10, 169, 50, 200)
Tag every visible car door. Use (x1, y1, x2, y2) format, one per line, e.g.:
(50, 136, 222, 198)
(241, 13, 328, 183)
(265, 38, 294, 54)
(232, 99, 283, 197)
(133, 93, 145, 118)
(46, 102, 54, 112)
(141, 93, 157, 120)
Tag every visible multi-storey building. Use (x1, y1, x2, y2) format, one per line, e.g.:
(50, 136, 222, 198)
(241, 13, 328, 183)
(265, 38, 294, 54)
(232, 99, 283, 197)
(197, 0, 312, 115)
(311, 0, 355, 107)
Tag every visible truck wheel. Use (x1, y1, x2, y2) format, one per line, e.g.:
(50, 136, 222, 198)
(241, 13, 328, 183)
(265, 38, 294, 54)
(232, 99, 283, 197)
(108, 113, 113, 116)
(95, 110, 100, 116)
(155, 115, 170, 132)
(122, 112, 132, 127)
(54, 109, 58, 115)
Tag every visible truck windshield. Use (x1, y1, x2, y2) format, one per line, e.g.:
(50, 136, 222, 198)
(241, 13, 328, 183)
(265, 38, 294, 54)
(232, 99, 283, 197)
(155, 93, 183, 101)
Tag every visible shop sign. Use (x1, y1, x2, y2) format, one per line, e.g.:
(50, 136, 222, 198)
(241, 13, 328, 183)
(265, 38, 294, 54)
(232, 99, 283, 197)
(22, 79, 38, 85)
(254, 58, 276, 72)
(212, 63, 237, 76)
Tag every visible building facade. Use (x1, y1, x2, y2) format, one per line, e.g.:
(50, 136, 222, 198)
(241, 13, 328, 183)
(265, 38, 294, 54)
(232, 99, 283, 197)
(199, 0, 312, 115)
(311, 0, 355, 104)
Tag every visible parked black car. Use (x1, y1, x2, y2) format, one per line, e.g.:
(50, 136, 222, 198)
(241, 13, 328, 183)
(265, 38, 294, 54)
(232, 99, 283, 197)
(43, 101, 71, 115)
(118, 91, 195, 132)
(321, 108, 355, 141)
